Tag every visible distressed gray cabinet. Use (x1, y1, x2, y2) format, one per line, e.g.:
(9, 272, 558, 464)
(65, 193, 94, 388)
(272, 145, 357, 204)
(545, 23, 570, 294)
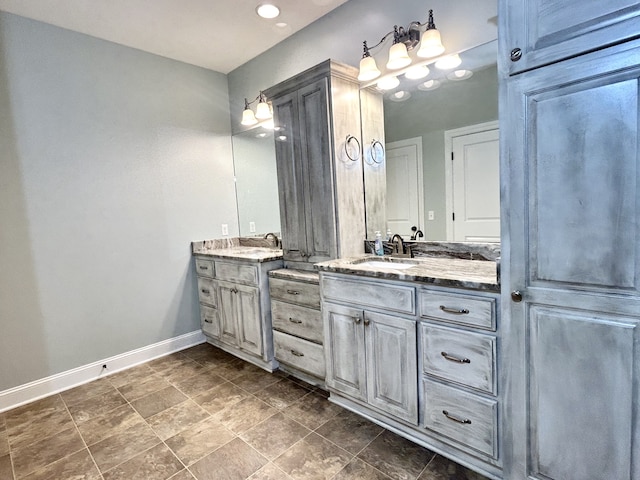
(502, 0, 640, 75)
(265, 60, 367, 271)
(194, 255, 283, 371)
(500, 7, 640, 479)
(323, 274, 418, 424)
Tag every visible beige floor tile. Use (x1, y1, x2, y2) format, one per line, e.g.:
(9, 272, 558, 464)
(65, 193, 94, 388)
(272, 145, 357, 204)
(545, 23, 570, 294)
(147, 399, 210, 440)
(20, 449, 101, 480)
(190, 437, 267, 480)
(117, 373, 172, 402)
(231, 371, 280, 393)
(212, 359, 264, 380)
(60, 377, 115, 407)
(0, 430, 9, 457)
(193, 382, 248, 415)
(417, 454, 489, 480)
(179, 343, 216, 359)
(67, 389, 127, 424)
(165, 417, 235, 466)
(315, 410, 384, 454)
(171, 370, 226, 397)
(147, 352, 189, 373)
(88, 421, 160, 472)
(247, 462, 294, 480)
(282, 391, 343, 430)
(253, 378, 311, 409)
(5, 396, 64, 428)
(159, 359, 208, 383)
(332, 458, 393, 480)
(241, 413, 310, 460)
(168, 469, 197, 480)
(274, 432, 352, 480)
(357, 430, 435, 480)
(131, 385, 188, 419)
(108, 364, 156, 389)
(6, 405, 75, 451)
(215, 396, 277, 435)
(0, 412, 6, 432)
(0, 454, 13, 480)
(77, 404, 146, 446)
(11, 426, 85, 479)
(102, 442, 183, 480)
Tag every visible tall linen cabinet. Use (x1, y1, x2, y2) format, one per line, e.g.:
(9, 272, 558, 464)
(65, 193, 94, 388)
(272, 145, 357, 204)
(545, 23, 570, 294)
(264, 60, 370, 271)
(500, 2, 640, 479)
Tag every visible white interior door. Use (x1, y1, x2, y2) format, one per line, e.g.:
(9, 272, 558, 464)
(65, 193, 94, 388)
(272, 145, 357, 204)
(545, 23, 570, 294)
(385, 138, 423, 238)
(445, 123, 500, 242)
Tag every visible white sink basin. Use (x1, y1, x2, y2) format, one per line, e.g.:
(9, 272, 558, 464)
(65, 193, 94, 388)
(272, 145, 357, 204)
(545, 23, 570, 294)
(357, 261, 415, 270)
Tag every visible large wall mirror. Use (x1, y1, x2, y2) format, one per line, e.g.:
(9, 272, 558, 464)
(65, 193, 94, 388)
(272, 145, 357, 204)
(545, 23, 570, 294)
(232, 40, 498, 243)
(232, 127, 280, 237)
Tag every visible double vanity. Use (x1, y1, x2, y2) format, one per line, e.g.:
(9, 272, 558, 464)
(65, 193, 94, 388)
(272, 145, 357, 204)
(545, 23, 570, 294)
(192, 238, 502, 479)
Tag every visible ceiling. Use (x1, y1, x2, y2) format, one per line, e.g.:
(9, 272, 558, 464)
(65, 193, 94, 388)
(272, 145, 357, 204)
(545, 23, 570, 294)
(0, 0, 350, 73)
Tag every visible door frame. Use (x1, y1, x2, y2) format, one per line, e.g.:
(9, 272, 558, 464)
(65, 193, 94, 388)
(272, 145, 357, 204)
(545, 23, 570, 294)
(386, 137, 424, 235)
(444, 120, 499, 241)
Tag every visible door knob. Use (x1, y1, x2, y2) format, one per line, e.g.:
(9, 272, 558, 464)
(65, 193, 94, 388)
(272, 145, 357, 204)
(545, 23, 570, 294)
(511, 290, 523, 302)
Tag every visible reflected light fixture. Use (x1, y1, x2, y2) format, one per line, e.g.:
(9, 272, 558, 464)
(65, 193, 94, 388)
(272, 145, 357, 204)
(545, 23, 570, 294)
(435, 53, 462, 70)
(241, 91, 273, 126)
(389, 90, 411, 102)
(404, 65, 430, 80)
(377, 75, 400, 90)
(447, 69, 473, 81)
(417, 79, 441, 91)
(256, 3, 280, 19)
(358, 9, 445, 82)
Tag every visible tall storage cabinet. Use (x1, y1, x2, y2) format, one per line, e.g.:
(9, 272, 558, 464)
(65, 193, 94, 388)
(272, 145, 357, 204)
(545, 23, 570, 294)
(500, 2, 640, 479)
(265, 60, 368, 271)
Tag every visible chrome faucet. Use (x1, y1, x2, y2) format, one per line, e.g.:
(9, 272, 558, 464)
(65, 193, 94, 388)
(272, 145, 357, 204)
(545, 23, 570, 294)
(263, 232, 279, 247)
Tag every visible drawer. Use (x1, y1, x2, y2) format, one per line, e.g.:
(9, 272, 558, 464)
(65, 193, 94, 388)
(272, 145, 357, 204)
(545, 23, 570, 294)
(195, 258, 214, 278)
(215, 261, 258, 285)
(273, 330, 325, 379)
(269, 277, 320, 309)
(272, 300, 323, 344)
(423, 379, 498, 458)
(197, 277, 217, 307)
(322, 276, 415, 315)
(421, 324, 496, 394)
(419, 289, 496, 331)
(200, 304, 219, 339)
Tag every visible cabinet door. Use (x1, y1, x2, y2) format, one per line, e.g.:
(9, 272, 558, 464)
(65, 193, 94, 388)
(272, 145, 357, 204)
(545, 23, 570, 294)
(218, 280, 238, 346)
(272, 91, 306, 263)
(364, 311, 418, 424)
(324, 302, 366, 401)
(297, 79, 336, 263)
(501, 0, 640, 75)
(502, 42, 640, 480)
(235, 284, 262, 356)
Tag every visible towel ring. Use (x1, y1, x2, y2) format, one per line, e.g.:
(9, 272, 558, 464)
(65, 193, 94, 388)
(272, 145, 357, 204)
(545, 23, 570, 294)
(368, 139, 385, 165)
(344, 135, 361, 162)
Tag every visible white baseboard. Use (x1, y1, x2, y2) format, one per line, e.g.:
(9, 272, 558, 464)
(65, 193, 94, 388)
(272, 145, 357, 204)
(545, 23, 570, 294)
(0, 330, 206, 413)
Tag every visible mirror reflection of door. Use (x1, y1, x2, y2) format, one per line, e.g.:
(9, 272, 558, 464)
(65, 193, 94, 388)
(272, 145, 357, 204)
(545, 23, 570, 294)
(385, 137, 424, 238)
(445, 121, 500, 242)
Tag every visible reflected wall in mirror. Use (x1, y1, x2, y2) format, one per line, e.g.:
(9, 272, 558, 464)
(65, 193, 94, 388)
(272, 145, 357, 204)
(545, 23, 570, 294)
(382, 40, 498, 242)
(232, 126, 281, 236)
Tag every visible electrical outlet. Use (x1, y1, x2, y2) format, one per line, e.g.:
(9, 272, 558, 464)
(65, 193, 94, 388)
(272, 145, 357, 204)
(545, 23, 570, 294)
(249, 222, 256, 233)
(428, 210, 435, 220)
(221, 224, 229, 236)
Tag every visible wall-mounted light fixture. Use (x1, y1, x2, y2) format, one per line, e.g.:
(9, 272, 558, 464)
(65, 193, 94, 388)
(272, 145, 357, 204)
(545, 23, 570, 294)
(241, 91, 272, 126)
(358, 9, 445, 87)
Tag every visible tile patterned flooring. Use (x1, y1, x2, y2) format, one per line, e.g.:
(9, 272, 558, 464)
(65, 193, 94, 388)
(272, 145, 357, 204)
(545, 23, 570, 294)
(0, 343, 489, 480)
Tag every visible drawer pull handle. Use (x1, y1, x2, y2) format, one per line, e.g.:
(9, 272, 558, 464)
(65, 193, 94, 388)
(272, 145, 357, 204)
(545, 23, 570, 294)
(439, 305, 470, 315)
(198, 265, 209, 270)
(441, 352, 471, 364)
(290, 349, 304, 357)
(442, 410, 472, 425)
(201, 289, 210, 294)
(204, 318, 213, 324)
(231, 287, 238, 294)
(286, 289, 300, 295)
(289, 317, 303, 324)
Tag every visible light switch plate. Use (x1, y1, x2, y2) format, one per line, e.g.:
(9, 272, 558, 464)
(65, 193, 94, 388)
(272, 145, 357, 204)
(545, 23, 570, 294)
(221, 224, 229, 236)
(249, 222, 256, 233)
(428, 211, 435, 220)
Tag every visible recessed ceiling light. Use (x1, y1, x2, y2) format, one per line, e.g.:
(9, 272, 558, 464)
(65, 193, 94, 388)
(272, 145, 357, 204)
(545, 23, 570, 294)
(275, 22, 288, 28)
(389, 90, 411, 102)
(256, 3, 280, 19)
(447, 69, 473, 81)
(417, 79, 441, 91)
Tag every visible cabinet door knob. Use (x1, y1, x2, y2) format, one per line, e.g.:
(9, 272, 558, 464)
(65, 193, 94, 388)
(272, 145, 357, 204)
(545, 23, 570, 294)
(511, 290, 523, 302)
(510, 47, 522, 62)
(354, 317, 362, 324)
(363, 317, 371, 326)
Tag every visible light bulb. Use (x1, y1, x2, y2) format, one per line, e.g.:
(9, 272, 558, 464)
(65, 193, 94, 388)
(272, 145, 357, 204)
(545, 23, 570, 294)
(256, 4, 280, 19)
(241, 108, 258, 126)
(417, 28, 445, 58)
(255, 101, 272, 120)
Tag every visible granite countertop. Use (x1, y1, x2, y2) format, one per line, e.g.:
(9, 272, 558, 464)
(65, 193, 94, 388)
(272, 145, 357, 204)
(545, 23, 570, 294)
(192, 238, 283, 262)
(269, 268, 320, 284)
(315, 255, 499, 292)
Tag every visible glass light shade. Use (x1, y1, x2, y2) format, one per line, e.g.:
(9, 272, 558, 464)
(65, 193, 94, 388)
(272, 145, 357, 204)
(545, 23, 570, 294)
(417, 28, 445, 58)
(377, 75, 400, 90)
(435, 54, 462, 70)
(386, 42, 411, 70)
(404, 65, 430, 80)
(255, 101, 272, 120)
(358, 56, 381, 82)
(241, 108, 258, 126)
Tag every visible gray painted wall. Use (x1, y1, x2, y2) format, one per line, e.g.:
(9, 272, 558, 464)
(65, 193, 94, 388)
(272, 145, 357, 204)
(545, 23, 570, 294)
(0, 13, 237, 391)
(384, 66, 498, 240)
(228, 0, 498, 134)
